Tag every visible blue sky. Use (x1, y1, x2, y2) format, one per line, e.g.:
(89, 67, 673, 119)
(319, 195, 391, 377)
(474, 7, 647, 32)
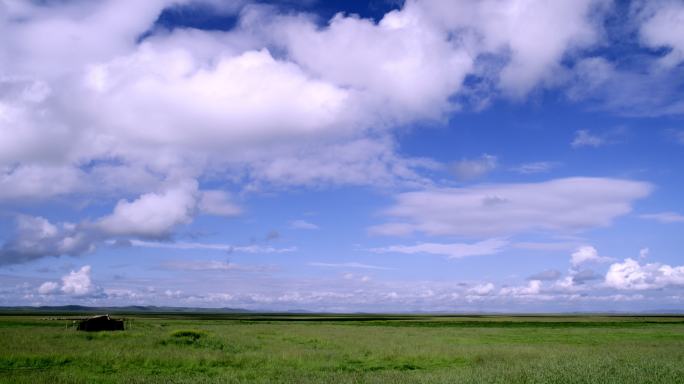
(1, 0, 683, 312)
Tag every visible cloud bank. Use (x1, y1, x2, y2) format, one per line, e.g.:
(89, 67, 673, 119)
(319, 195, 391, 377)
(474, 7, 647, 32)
(371, 178, 652, 238)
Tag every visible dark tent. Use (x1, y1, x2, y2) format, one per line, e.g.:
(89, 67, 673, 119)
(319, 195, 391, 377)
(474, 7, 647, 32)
(76, 315, 124, 331)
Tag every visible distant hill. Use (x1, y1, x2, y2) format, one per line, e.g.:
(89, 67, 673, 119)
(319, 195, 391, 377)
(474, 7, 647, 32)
(0, 306, 682, 315)
(0, 305, 254, 315)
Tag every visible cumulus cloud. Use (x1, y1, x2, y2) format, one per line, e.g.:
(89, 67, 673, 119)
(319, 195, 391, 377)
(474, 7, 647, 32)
(98, 181, 199, 239)
(0, 0, 449, 211)
(38, 265, 98, 297)
(0, 0, 620, 208)
(499, 280, 542, 296)
(0, 182, 247, 264)
(13, 260, 681, 310)
(82, 46, 352, 150)
(416, 0, 607, 97)
(370, 238, 508, 259)
(371, 177, 652, 237)
(468, 283, 495, 296)
(60, 266, 96, 296)
(570, 245, 612, 267)
(552, 268, 601, 291)
(0, 216, 95, 265)
(452, 154, 497, 180)
(1, 0, 681, 272)
(0, 0, 678, 200)
(38, 281, 59, 295)
(270, 3, 475, 122)
(638, 0, 684, 68)
(605, 258, 684, 290)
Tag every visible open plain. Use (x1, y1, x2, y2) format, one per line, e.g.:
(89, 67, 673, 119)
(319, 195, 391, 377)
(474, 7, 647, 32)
(1, 313, 683, 383)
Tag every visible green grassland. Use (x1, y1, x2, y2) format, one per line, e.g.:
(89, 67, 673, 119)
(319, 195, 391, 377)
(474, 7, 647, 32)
(1, 314, 683, 383)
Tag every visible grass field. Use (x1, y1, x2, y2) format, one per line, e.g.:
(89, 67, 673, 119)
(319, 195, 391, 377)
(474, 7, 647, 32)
(1, 314, 683, 383)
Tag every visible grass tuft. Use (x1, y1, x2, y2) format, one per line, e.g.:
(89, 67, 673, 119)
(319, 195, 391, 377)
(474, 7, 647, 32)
(170, 329, 207, 341)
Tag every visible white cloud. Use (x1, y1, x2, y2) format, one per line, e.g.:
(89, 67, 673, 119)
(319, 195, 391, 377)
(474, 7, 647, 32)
(468, 283, 495, 296)
(570, 245, 612, 267)
(244, 138, 437, 189)
(130, 240, 296, 254)
(341, 273, 372, 283)
(640, 247, 650, 259)
(513, 241, 579, 251)
(38, 281, 59, 295)
(416, 0, 607, 97)
(565, 54, 684, 116)
(161, 260, 268, 272)
(2, 0, 682, 274)
(552, 276, 577, 291)
(308, 262, 390, 270)
(499, 280, 542, 296)
(60, 266, 95, 296)
(199, 190, 242, 217)
(0, 1, 448, 209)
(0, 0, 616, 208)
(0, 0, 186, 75)
(0, 216, 95, 265)
(371, 177, 652, 237)
(510, 161, 559, 175)
(11, 260, 684, 310)
(0, 165, 85, 200)
(639, 212, 684, 223)
(605, 258, 684, 290)
(638, 1, 684, 68)
(1, 182, 247, 264)
(98, 181, 199, 238)
(370, 238, 508, 259)
(0, 206, 295, 264)
(452, 154, 497, 180)
(271, 3, 474, 123)
(564, 0, 684, 116)
(83, 46, 351, 151)
(289, 220, 319, 230)
(571, 129, 604, 148)
(164, 261, 238, 271)
(36, 265, 101, 298)
(550, 268, 599, 291)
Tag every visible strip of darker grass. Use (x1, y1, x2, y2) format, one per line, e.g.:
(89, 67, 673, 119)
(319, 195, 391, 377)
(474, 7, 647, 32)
(337, 320, 684, 328)
(231, 317, 684, 328)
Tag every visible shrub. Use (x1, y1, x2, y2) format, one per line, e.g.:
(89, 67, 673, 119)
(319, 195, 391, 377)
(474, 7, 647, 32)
(170, 329, 206, 339)
(169, 329, 207, 344)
